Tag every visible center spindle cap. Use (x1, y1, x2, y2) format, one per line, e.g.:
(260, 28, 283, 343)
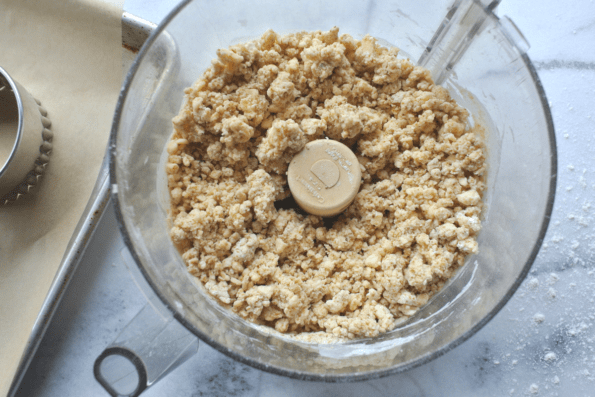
(287, 139, 362, 217)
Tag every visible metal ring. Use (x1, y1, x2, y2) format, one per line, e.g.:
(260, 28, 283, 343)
(0, 66, 53, 205)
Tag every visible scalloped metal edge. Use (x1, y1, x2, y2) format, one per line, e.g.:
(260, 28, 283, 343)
(1, 98, 53, 205)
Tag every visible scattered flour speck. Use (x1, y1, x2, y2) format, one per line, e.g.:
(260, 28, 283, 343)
(533, 313, 545, 324)
(544, 352, 557, 362)
(548, 273, 559, 284)
(550, 235, 564, 243)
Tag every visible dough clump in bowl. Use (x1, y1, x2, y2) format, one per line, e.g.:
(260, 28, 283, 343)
(166, 27, 486, 340)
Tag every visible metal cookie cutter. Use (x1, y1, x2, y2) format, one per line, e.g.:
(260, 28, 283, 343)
(0, 66, 53, 204)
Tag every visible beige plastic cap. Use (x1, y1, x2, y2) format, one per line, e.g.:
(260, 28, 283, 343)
(287, 139, 361, 217)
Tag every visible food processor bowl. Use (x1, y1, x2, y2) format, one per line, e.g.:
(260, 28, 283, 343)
(103, 0, 556, 391)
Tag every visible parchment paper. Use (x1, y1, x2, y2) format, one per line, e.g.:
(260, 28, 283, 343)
(0, 0, 123, 394)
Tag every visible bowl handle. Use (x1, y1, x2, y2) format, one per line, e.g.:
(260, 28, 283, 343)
(93, 249, 199, 396)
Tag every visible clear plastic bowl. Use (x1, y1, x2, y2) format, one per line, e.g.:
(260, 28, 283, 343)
(110, 0, 556, 382)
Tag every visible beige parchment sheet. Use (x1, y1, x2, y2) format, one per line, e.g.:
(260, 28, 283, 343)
(0, 0, 123, 394)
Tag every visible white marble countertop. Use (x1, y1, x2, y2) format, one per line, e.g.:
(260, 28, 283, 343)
(14, 0, 595, 396)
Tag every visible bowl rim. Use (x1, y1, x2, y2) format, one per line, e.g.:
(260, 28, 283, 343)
(109, 0, 558, 382)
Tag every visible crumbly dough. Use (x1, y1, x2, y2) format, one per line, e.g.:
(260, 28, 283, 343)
(166, 27, 486, 340)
